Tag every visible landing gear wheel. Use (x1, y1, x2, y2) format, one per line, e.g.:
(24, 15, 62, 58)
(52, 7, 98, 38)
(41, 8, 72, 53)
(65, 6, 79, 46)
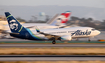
(88, 39, 91, 41)
(88, 37, 91, 41)
(52, 39, 56, 44)
(52, 37, 56, 44)
(52, 41, 56, 44)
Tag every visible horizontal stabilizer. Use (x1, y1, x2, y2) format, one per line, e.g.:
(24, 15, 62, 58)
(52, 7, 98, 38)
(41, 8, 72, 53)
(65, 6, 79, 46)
(26, 26, 34, 28)
(10, 33, 19, 35)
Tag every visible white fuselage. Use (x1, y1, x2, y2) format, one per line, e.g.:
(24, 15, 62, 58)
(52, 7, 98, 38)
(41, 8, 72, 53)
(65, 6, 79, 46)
(31, 27, 101, 40)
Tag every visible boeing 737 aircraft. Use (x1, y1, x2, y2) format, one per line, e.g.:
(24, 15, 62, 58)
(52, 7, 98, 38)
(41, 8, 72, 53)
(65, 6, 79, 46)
(5, 12, 101, 44)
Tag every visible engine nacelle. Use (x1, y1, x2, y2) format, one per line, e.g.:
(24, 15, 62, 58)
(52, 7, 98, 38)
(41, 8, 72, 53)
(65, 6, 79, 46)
(60, 35, 72, 41)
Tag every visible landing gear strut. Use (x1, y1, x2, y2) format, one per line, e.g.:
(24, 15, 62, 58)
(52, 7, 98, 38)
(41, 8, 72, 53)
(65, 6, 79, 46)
(76, 38, 78, 41)
(88, 37, 91, 41)
(52, 40, 56, 44)
(52, 38, 56, 44)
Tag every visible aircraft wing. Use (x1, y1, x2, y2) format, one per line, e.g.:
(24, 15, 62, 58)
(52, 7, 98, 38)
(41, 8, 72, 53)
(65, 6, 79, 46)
(38, 31, 60, 40)
(0, 29, 9, 34)
(10, 33, 19, 35)
(59, 26, 71, 28)
(35, 26, 61, 40)
(26, 26, 34, 28)
(0, 29, 19, 35)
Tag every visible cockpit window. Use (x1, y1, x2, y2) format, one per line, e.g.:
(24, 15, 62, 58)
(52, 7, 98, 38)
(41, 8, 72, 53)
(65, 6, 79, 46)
(91, 29, 95, 31)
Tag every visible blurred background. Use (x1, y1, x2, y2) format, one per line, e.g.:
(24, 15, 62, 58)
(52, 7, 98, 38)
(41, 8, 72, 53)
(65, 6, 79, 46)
(0, 0, 105, 63)
(0, 0, 105, 28)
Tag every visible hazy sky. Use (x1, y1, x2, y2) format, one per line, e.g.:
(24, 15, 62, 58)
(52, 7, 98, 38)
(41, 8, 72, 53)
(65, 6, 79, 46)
(0, 0, 105, 8)
(1, 0, 105, 21)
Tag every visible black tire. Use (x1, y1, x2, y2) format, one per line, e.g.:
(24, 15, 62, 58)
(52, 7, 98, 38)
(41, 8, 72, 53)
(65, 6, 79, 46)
(52, 41, 56, 44)
(88, 39, 91, 41)
(52, 38, 56, 44)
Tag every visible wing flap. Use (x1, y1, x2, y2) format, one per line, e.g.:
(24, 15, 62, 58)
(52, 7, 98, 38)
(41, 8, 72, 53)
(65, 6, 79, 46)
(35, 26, 61, 40)
(39, 32, 60, 40)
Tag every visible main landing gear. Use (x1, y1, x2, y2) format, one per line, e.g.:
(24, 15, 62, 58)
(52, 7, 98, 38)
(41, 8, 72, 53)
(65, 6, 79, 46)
(52, 40, 56, 44)
(76, 38, 78, 41)
(52, 38, 56, 44)
(88, 37, 91, 41)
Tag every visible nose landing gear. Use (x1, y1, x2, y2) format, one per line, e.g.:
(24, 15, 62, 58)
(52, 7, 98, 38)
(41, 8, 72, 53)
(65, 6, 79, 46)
(88, 37, 91, 41)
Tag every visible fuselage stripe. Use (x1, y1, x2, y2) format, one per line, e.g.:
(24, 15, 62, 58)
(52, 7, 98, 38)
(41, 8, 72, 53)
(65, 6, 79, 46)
(26, 28, 42, 40)
(30, 30, 42, 39)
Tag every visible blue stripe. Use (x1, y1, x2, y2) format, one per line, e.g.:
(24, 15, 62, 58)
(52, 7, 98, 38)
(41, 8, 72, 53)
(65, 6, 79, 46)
(25, 28, 42, 40)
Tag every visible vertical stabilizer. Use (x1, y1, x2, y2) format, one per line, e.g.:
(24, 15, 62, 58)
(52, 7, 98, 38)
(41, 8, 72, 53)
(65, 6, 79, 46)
(5, 12, 23, 33)
(49, 11, 71, 26)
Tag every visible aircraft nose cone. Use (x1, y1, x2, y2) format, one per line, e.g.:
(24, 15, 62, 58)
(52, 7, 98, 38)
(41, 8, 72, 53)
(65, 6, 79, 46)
(97, 30, 101, 35)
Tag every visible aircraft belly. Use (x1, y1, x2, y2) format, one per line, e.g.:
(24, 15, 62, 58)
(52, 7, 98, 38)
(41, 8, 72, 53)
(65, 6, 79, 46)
(35, 34, 46, 39)
(72, 35, 92, 38)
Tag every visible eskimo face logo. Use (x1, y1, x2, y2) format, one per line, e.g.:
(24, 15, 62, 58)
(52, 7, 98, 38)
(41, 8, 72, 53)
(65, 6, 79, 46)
(9, 20, 18, 30)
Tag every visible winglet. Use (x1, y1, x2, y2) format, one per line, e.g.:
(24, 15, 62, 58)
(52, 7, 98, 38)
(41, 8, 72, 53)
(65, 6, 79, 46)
(35, 26, 40, 32)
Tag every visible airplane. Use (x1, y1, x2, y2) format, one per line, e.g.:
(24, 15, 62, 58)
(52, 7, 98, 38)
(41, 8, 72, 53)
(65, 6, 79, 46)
(21, 11, 71, 30)
(5, 12, 101, 44)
